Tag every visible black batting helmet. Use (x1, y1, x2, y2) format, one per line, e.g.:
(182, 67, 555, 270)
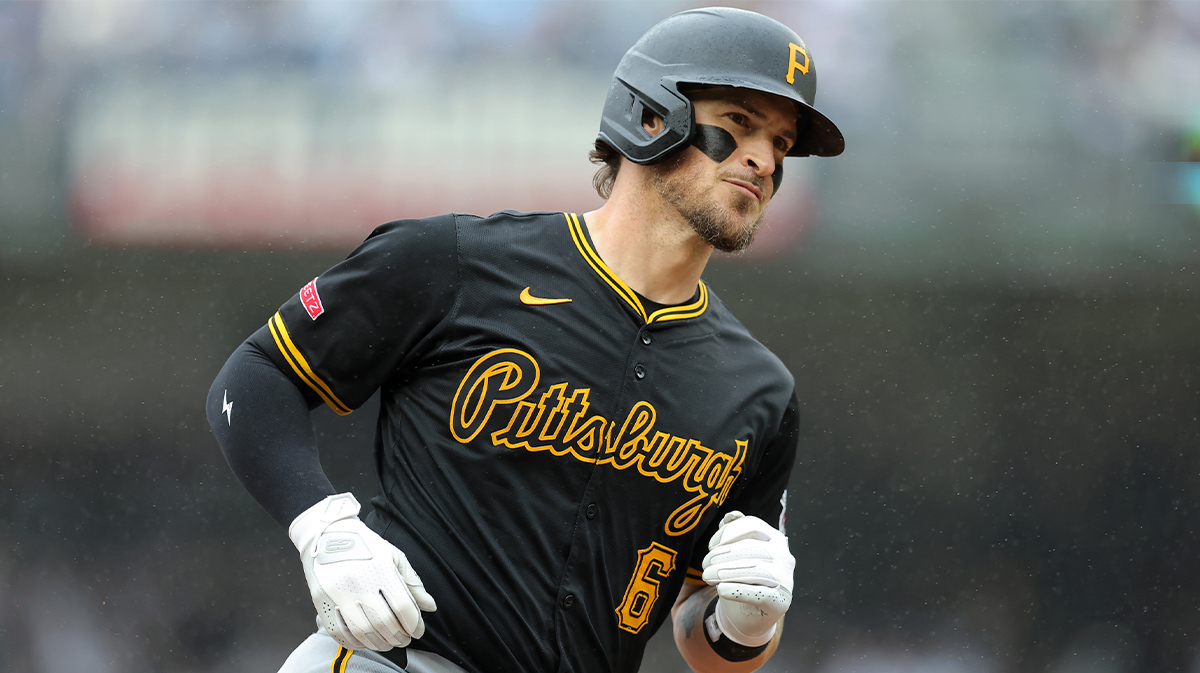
(597, 7, 845, 164)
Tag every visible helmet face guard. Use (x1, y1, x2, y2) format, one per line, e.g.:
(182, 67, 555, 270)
(598, 7, 845, 165)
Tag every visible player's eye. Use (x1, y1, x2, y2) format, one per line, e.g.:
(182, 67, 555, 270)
(775, 137, 790, 152)
(727, 112, 749, 127)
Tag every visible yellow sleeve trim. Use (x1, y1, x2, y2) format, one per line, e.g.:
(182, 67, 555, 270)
(684, 577, 707, 586)
(268, 312, 353, 415)
(331, 646, 353, 673)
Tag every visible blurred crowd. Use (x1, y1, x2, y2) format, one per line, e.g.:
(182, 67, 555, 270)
(1, 0, 1198, 251)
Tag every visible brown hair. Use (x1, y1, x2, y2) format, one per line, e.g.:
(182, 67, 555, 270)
(589, 139, 621, 200)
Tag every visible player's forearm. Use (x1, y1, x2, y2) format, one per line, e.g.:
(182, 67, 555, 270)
(672, 586, 782, 673)
(206, 341, 336, 528)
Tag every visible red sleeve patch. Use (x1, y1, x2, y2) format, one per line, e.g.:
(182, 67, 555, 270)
(300, 277, 325, 320)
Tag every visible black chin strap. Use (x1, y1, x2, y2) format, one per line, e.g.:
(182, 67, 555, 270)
(689, 124, 784, 195)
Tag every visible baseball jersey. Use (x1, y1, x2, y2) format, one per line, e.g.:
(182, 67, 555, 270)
(248, 210, 799, 673)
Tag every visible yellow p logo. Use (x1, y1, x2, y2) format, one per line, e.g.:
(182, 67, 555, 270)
(787, 42, 810, 84)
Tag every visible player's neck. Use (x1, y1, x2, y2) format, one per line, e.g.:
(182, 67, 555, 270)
(582, 177, 712, 306)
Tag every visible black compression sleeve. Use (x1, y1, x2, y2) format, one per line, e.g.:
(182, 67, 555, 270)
(206, 340, 336, 529)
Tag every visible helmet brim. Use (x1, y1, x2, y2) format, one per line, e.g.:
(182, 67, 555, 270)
(794, 105, 845, 158)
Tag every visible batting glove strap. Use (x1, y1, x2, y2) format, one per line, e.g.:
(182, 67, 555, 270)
(703, 596, 771, 660)
(714, 597, 777, 647)
(288, 493, 437, 652)
(289, 493, 363, 554)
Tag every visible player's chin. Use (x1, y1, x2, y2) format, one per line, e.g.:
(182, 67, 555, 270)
(729, 204, 765, 234)
(710, 219, 761, 254)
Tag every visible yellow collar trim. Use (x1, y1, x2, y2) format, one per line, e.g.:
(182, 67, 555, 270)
(565, 213, 708, 325)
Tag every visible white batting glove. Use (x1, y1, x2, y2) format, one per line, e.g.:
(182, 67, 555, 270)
(289, 493, 437, 651)
(701, 511, 794, 647)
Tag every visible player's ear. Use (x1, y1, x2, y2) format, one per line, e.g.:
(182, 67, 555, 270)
(641, 108, 665, 138)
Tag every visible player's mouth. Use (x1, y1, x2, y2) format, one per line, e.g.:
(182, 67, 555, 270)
(724, 178, 762, 201)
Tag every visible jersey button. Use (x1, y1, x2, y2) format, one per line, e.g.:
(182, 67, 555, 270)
(641, 333, 652, 346)
(562, 594, 575, 609)
(586, 503, 598, 519)
(634, 364, 646, 379)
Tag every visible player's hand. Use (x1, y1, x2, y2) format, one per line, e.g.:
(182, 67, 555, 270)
(289, 493, 437, 651)
(701, 511, 794, 647)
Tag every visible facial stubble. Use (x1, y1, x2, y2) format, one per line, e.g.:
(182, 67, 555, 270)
(651, 153, 766, 254)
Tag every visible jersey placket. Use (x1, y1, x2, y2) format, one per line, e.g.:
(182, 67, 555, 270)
(551, 317, 645, 670)
(554, 213, 715, 670)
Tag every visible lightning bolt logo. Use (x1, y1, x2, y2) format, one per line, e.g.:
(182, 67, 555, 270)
(222, 389, 233, 425)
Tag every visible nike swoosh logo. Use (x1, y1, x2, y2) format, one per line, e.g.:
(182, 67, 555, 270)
(520, 287, 572, 306)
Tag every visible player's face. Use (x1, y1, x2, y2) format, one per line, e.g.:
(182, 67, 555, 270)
(651, 87, 799, 253)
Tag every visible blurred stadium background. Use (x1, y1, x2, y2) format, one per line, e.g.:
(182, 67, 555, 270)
(2, 0, 1200, 671)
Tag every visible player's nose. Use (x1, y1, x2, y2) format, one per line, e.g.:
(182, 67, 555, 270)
(740, 137, 777, 184)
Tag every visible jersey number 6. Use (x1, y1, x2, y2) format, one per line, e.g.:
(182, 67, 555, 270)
(615, 542, 678, 634)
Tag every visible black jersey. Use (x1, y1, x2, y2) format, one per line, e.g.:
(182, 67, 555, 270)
(248, 210, 799, 673)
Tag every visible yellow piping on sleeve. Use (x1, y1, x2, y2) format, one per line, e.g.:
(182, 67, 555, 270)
(268, 312, 353, 415)
(331, 645, 353, 673)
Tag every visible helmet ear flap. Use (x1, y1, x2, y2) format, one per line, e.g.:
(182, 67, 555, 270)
(629, 98, 652, 139)
(599, 76, 693, 165)
(634, 100, 671, 140)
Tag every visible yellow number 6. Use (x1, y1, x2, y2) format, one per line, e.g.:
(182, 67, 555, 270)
(615, 542, 678, 634)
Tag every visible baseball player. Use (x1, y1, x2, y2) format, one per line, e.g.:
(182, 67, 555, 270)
(206, 7, 842, 673)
